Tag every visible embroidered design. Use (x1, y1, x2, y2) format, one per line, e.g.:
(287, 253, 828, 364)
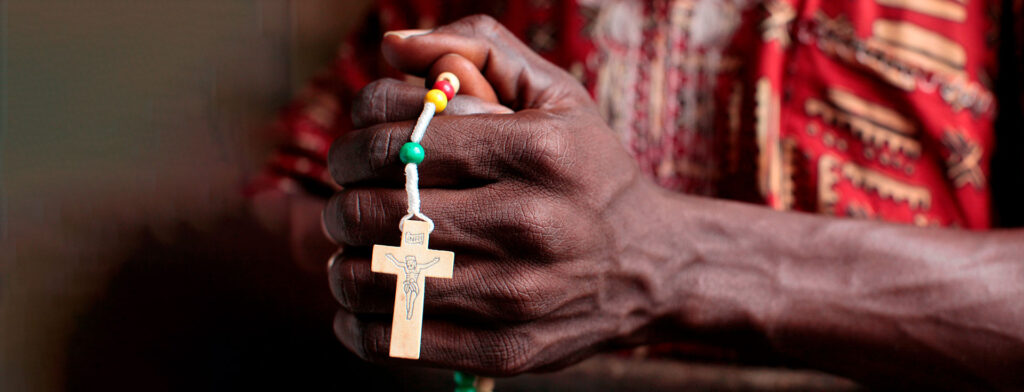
(727, 81, 744, 173)
(841, 162, 932, 210)
(875, 0, 968, 23)
(593, 0, 643, 146)
(818, 155, 928, 214)
(941, 130, 986, 189)
(807, 12, 993, 115)
(872, 20, 966, 77)
(593, 0, 752, 194)
(845, 203, 876, 219)
(828, 89, 915, 135)
(756, 78, 784, 209)
(762, 0, 797, 47)
(804, 89, 922, 158)
(818, 154, 841, 214)
(779, 137, 798, 211)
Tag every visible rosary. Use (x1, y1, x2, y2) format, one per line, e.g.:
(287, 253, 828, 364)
(368, 72, 494, 392)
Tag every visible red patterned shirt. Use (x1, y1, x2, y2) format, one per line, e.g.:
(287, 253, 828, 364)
(251, 0, 1017, 232)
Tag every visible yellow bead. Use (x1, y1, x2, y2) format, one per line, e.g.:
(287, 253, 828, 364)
(425, 89, 448, 112)
(436, 72, 460, 94)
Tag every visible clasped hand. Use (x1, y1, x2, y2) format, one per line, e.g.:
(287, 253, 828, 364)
(324, 15, 667, 375)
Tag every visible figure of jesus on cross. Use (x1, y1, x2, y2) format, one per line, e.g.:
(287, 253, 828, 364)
(385, 253, 441, 320)
(371, 220, 455, 359)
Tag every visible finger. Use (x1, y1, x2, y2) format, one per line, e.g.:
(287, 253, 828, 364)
(329, 250, 572, 322)
(323, 181, 592, 258)
(382, 15, 592, 110)
(352, 78, 511, 129)
(327, 251, 488, 317)
(322, 186, 504, 252)
(329, 112, 545, 187)
(328, 249, 395, 315)
(334, 308, 531, 376)
(426, 53, 499, 104)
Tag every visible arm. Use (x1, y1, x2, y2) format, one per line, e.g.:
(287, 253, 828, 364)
(631, 188, 1024, 390)
(419, 257, 441, 271)
(324, 15, 1024, 390)
(386, 254, 404, 270)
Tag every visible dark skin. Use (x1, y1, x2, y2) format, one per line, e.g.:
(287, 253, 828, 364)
(323, 15, 1024, 390)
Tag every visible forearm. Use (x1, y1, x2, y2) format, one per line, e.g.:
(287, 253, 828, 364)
(635, 187, 1024, 389)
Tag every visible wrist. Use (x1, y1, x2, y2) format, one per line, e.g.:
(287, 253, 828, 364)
(616, 189, 780, 350)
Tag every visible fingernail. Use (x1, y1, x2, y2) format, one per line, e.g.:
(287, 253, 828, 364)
(384, 29, 430, 39)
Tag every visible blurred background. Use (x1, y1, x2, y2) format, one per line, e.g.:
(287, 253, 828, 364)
(1, 1, 860, 390)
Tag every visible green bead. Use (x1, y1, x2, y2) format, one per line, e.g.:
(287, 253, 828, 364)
(454, 387, 476, 392)
(399, 142, 425, 164)
(453, 371, 476, 387)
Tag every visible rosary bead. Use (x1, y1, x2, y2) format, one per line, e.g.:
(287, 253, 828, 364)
(436, 72, 461, 94)
(433, 80, 456, 100)
(453, 371, 476, 387)
(399, 142, 425, 164)
(425, 89, 449, 113)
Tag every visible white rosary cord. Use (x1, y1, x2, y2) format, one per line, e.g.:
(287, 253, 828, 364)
(399, 102, 437, 232)
(410, 102, 436, 143)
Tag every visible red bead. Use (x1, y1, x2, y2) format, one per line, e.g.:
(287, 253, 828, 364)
(433, 80, 455, 100)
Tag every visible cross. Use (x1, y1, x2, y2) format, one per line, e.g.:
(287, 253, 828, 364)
(371, 220, 455, 359)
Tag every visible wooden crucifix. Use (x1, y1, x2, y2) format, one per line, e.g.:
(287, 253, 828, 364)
(371, 220, 455, 359)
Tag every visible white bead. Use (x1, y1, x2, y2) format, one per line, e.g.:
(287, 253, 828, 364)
(436, 72, 460, 94)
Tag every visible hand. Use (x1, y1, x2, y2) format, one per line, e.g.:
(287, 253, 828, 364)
(324, 15, 667, 375)
(331, 14, 1024, 390)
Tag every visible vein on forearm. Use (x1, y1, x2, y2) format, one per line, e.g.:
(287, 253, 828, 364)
(673, 197, 1024, 389)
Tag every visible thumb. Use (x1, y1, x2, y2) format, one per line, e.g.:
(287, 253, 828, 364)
(381, 15, 592, 111)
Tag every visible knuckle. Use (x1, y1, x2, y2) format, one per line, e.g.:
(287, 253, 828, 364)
(326, 136, 348, 185)
(516, 198, 554, 237)
(341, 190, 364, 231)
(360, 322, 390, 361)
(519, 123, 571, 174)
(447, 14, 518, 47)
(323, 192, 346, 243)
(489, 331, 532, 375)
(328, 254, 359, 309)
(463, 14, 502, 37)
(351, 80, 390, 128)
(512, 198, 564, 257)
(326, 189, 370, 246)
(499, 274, 548, 321)
(367, 124, 399, 175)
